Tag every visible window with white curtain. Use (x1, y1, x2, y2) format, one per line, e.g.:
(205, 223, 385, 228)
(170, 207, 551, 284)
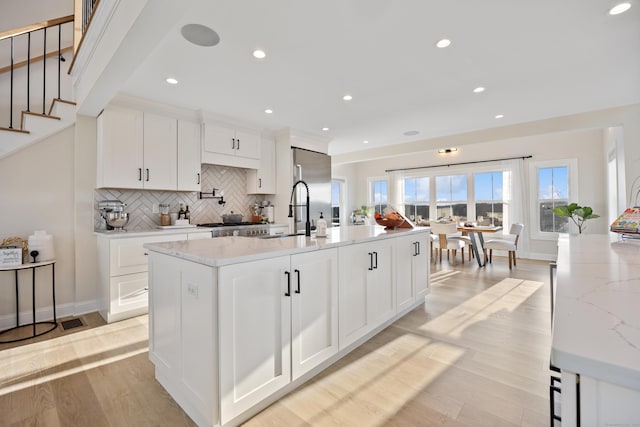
(435, 174, 467, 220)
(474, 171, 504, 226)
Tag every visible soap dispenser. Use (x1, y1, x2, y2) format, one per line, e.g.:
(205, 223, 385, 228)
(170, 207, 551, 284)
(316, 212, 327, 237)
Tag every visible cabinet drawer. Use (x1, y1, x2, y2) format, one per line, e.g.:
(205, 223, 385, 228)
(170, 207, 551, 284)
(109, 272, 148, 315)
(110, 234, 187, 276)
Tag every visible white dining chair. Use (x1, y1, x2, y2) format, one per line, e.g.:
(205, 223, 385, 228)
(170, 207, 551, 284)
(482, 223, 524, 269)
(430, 222, 466, 265)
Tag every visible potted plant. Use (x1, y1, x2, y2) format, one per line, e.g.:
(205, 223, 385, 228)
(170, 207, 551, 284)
(552, 203, 600, 234)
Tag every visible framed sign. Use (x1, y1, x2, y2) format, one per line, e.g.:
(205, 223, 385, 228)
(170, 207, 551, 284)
(0, 247, 23, 267)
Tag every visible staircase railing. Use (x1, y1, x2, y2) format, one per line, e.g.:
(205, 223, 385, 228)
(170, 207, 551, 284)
(0, 15, 74, 130)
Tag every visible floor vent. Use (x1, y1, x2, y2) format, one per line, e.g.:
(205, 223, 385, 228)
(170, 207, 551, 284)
(61, 318, 84, 330)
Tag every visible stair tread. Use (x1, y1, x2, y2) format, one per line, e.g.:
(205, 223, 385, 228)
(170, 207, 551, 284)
(22, 111, 62, 120)
(0, 127, 30, 134)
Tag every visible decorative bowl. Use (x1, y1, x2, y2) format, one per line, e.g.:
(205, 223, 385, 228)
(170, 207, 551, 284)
(375, 217, 405, 229)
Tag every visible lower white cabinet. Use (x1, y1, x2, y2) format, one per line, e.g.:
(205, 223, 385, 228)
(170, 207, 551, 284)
(395, 234, 430, 313)
(338, 239, 394, 350)
(97, 232, 204, 323)
(218, 248, 338, 424)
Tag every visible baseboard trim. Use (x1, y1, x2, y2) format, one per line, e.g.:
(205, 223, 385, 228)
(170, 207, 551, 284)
(0, 299, 99, 331)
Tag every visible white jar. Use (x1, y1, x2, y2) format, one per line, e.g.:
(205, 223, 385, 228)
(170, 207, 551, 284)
(28, 230, 55, 262)
(316, 213, 327, 237)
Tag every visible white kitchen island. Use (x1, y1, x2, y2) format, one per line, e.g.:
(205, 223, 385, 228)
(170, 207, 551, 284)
(143, 226, 431, 427)
(551, 234, 640, 426)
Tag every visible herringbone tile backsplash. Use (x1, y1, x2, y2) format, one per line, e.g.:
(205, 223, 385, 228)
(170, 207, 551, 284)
(94, 164, 270, 231)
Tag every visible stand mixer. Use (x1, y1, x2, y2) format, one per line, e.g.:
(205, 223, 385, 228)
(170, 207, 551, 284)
(99, 200, 129, 230)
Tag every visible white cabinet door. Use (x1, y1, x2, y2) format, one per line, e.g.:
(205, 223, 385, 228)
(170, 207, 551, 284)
(395, 234, 430, 313)
(339, 240, 395, 350)
(247, 137, 276, 194)
(177, 120, 202, 191)
(219, 256, 291, 425)
(97, 106, 144, 189)
(143, 113, 177, 190)
(109, 271, 148, 315)
(109, 234, 187, 276)
(203, 122, 236, 156)
(234, 127, 261, 160)
(291, 249, 338, 380)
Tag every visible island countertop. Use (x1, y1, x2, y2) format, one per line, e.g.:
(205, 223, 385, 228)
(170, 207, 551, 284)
(143, 225, 430, 267)
(551, 234, 640, 391)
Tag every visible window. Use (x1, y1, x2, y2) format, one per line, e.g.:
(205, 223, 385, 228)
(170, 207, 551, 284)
(538, 166, 569, 232)
(403, 177, 430, 220)
(435, 174, 467, 220)
(371, 179, 388, 215)
(474, 171, 504, 226)
(331, 180, 342, 225)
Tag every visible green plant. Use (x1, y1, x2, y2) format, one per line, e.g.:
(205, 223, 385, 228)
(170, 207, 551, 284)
(360, 205, 371, 217)
(552, 203, 600, 234)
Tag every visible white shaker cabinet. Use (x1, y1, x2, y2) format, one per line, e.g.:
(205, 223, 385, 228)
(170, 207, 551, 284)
(177, 120, 202, 192)
(338, 239, 394, 350)
(97, 107, 178, 190)
(246, 136, 276, 194)
(394, 234, 430, 313)
(202, 122, 261, 169)
(218, 256, 292, 424)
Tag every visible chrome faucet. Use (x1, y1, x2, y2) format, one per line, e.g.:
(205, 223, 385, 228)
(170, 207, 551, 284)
(288, 180, 311, 236)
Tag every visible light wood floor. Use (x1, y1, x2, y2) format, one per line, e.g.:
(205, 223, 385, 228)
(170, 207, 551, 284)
(0, 256, 553, 426)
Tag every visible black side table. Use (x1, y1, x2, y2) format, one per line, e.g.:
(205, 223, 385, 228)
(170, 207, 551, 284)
(0, 260, 57, 343)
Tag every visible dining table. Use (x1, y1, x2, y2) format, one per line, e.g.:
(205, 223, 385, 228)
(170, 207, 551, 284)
(456, 225, 503, 267)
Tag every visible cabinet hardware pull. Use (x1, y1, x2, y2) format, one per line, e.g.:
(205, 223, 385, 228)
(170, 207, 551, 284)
(295, 269, 301, 293)
(237, 139, 240, 150)
(413, 242, 417, 256)
(232, 138, 236, 149)
(197, 173, 200, 184)
(146, 168, 150, 181)
(368, 252, 373, 271)
(374, 251, 378, 269)
(258, 178, 262, 188)
(284, 271, 291, 296)
(138, 168, 142, 181)
(416, 242, 420, 255)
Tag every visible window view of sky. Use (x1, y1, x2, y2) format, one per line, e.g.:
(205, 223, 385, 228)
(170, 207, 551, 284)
(538, 167, 568, 199)
(404, 177, 429, 203)
(475, 172, 503, 201)
(436, 175, 467, 201)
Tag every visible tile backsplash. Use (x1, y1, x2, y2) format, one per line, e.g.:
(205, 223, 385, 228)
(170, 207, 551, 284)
(94, 164, 271, 231)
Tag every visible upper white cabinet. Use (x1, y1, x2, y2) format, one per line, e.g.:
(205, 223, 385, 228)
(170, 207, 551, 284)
(97, 106, 144, 189)
(143, 113, 178, 190)
(177, 120, 202, 192)
(202, 122, 261, 169)
(97, 107, 182, 190)
(246, 136, 276, 194)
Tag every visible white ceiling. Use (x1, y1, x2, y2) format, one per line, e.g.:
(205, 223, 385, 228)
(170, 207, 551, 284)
(120, 0, 640, 156)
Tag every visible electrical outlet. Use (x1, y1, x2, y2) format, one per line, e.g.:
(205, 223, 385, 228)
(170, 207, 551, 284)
(187, 283, 198, 299)
(152, 203, 159, 213)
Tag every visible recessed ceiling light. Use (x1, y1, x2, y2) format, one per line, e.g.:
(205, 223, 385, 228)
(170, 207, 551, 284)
(495, 114, 504, 119)
(181, 24, 220, 47)
(363, 140, 369, 144)
(403, 130, 419, 136)
(253, 49, 266, 59)
(438, 148, 458, 154)
(264, 109, 273, 114)
(322, 127, 330, 131)
(166, 77, 178, 85)
(436, 39, 451, 48)
(473, 87, 485, 93)
(343, 94, 353, 101)
(609, 2, 631, 15)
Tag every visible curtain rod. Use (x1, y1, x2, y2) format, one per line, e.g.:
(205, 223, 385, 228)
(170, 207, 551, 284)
(385, 155, 533, 173)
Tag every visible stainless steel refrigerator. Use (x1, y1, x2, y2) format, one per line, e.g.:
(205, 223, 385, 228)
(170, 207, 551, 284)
(292, 147, 332, 234)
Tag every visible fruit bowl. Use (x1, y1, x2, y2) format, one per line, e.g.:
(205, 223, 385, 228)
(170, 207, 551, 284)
(375, 217, 405, 229)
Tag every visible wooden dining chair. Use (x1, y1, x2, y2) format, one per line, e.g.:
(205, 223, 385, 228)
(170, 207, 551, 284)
(430, 222, 466, 265)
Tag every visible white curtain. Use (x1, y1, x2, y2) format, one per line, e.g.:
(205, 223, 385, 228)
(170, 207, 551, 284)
(502, 158, 530, 258)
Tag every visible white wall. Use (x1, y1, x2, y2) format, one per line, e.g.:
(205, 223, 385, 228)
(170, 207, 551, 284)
(0, 125, 76, 327)
(0, 0, 73, 31)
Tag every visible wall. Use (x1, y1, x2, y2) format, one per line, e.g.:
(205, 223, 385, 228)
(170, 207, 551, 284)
(0, 0, 73, 31)
(94, 164, 268, 230)
(0, 125, 75, 328)
(336, 128, 607, 260)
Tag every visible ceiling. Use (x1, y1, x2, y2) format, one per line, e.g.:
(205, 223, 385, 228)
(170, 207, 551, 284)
(119, 0, 640, 156)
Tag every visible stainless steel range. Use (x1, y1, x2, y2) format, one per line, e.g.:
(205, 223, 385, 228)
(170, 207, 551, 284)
(197, 222, 270, 237)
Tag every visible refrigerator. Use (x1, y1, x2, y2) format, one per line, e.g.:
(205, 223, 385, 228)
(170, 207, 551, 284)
(292, 147, 332, 234)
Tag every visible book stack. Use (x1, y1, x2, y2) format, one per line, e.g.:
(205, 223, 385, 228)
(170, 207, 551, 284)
(610, 207, 640, 234)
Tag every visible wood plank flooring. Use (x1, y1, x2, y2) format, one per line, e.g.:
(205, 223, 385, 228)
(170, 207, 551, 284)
(0, 256, 552, 426)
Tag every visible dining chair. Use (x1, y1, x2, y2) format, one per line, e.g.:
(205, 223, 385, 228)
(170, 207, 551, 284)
(430, 222, 466, 265)
(447, 231, 474, 261)
(482, 223, 524, 269)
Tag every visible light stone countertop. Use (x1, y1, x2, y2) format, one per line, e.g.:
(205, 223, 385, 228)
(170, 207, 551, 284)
(143, 225, 430, 267)
(94, 226, 214, 239)
(551, 233, 640, 391)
